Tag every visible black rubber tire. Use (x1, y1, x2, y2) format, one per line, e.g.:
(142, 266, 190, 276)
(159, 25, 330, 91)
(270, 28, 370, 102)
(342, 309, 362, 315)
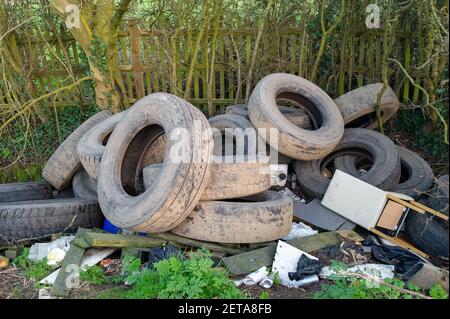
(72, 168, 98, 200)
(294, 128, 400, 199)
(77, 111, 127, 182)
(226, 104, 312, 128)
(0, 182, 53, 203)
(334, 83, 400, 129)
(405, 202, 449, 258)
(334, 146, 434, 199)
(170, 191, 293, 243)
(248, 73, 344, 160)
(428, 175, 449, 215)
(143, 155, 271, 201)
(42, 111, 112, 190)
(0, 198, 103, 244)
(97, 93, 213, 233)
(209, 113, 292, 164)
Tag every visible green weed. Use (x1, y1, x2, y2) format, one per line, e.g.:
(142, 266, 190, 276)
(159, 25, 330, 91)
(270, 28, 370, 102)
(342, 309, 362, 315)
(80, 265, 111, 285)
(98, 249, 247, 299)
(13, 248, 54, 282)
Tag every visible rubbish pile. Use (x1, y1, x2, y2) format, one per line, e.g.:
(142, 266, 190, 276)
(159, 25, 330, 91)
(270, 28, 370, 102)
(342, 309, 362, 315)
(0, 73, 448, 298)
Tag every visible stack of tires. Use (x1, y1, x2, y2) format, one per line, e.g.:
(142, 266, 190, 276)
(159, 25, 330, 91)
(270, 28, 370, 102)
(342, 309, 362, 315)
(0, 111, 111, 245)
(1, 73, 444, 254)
(224, 73, 445, 257)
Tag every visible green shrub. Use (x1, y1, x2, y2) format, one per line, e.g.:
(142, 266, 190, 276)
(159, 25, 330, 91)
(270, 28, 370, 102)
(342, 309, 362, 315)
(13, 248, 54, 282)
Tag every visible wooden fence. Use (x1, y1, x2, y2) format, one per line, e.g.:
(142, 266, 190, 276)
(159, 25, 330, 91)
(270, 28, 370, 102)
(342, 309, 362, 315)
(0, 21, 433, 116)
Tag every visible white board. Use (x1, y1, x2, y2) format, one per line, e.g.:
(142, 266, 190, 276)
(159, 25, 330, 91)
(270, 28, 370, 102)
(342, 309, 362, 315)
(321, 170, 387, 229)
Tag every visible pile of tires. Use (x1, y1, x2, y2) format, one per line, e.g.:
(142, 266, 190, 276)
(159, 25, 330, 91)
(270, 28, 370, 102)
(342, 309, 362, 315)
(1, 73, 441, 252)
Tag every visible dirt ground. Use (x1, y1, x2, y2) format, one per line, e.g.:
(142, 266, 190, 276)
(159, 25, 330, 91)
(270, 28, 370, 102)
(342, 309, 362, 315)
(0, 240, 373, 299)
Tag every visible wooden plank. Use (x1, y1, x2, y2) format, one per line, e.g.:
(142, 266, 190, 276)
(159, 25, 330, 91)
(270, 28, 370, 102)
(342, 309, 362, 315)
(222, 231, 343, 275)
(147, 232, 244, 255)
(369, 228, 429, 258)
(51, 228, 88, 297)
(386, 194, 425, 213)
(411, 200, 449, 220)
(83, 232, 165, 248)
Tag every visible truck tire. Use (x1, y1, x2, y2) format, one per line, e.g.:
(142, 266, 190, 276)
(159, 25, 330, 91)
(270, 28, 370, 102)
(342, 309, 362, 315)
(334, 146, 434, 199)
(72, 169, 97, 200)
(143, 155, 271, 201)
(0, 182, 53, 203)
(0, 198, 103, 244)
(97, 93, 213, 233)
(405, 203, 449, 258)
(248, 73, 344, 160)
(170, 191, 293, 243)
(334, 83, 400, 129)
(294, 128, 400, 199)
(209, 113, 292, 164)
(226, 104, 312, 128)
(42, 111, 111, 190)
(77, 111, 127, 181)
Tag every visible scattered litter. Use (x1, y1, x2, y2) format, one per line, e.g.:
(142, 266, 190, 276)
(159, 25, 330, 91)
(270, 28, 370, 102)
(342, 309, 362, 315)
(47, 248, 66, 266)
(146, 244, 179, 268)
(288, 254, 321, 281)
(366, 239, 427, 275)
(272, 241, 319, 288)
(40, 248, 116, 285)
(0, 256, 9, 269)
(293, 199, 355, 231)
(28, 236, 75, 262)
(319, 263, 395, 281)
(38, 288, 55, 299)
(259, 275, 274, 289)
(270, 164, 288, 187)
(242, 266, 269, 286)
(277, 187, 304, 202)
(282, 222, 318, 240)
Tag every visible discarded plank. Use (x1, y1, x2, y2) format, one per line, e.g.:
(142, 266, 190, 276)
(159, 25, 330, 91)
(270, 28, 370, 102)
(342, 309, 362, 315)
(84, 232, 165, 248)
(51, 228, 88, 297)
(147, 233, 244, 255)
(222, 232, 343, 276)
(73, 238, 92, 249)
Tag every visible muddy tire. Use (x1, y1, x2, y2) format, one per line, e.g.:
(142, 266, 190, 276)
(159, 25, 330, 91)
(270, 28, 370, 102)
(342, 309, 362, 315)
(405, 203, 449, 257)
(42, 111, 112, 190)
(143, 155, 271, 201)
(334, 146, 434, 199)
(0, 198, 103, 244)
(334, 83, 400, 129)
(97, 93, 213, 233)
(171, 191, 293, 243)
(0, 182, 53, 203)
(72, 169, 97, 200)
(248, 73, 344, 160)
(77, 111, 127, 181)
(294, 128, 400, 199)
(226, 104, 312, 128)
(428, 175, 449, 215)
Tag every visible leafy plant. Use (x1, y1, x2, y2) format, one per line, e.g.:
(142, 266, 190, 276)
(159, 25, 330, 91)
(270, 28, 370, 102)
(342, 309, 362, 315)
(429, 284, 448, 299)
(259, 291, 270, 299)
(80, 265, 111, 286)
(99, 249, 247, 299)
(13, 247, 54, 282)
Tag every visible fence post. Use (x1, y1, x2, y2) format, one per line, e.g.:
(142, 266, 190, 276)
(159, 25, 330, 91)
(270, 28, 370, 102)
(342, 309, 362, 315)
(130, 20, 144, 99)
